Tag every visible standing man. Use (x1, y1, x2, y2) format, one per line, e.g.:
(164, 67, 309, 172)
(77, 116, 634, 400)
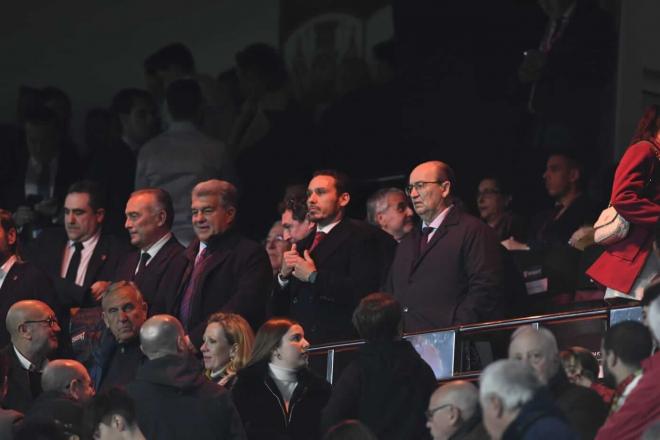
(366, 187, 415, 242)
(385, 161, 504, 332)
(115, 188, 187, 314)
(172, 180, 271, 346)
(277, 170, 396, 343)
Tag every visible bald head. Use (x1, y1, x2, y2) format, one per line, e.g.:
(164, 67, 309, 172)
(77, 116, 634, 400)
(6, 300, 53, 336)
(427, 380, 479, 440)
(508, 326, 560, 384)
(408, 161, 455, 224)
(139, 315, 186, 360)
(5, 301, 60, 364)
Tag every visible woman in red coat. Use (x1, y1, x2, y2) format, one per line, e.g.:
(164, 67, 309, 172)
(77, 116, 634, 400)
(587, 105, 660, 299)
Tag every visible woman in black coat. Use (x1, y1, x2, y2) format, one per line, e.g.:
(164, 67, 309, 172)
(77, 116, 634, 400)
(231, 317, 331, 440)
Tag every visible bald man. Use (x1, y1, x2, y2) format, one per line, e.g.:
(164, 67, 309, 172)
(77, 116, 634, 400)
(0, 300, 60, 411)
(508, 326, 607, 439)
(126, 315, 246, 440)
(426, 381, 487, 440)
(385, 161, 505, 332)
(25, 359, 94, 436)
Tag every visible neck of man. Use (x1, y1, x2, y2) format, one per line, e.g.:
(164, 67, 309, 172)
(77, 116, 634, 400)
(141, 230, 169, 252)
(422, 203, 450, 226)
(317, 211, 343, 229)
(557, 187, 581, 212)
(615, 363, 640, 386)
(486, 212, 505, 229)
(15, 342, 46, 367)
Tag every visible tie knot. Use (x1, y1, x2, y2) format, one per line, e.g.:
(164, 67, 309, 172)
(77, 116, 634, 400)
(74, 242, 84, 252)
(140, 252, 151, 263)
(315, 231, 326, 240)
(421, 227, 434, 237)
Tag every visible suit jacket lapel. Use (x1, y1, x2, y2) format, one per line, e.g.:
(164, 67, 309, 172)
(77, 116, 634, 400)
(308, 219, 351, 266)
(84, 235, 109, 286)
(410, 208, 460, 274)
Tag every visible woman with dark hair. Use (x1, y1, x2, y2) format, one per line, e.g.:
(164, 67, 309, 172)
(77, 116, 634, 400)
(231, 318, 331, 440)
(475, 176, 527, 242)
(587, 105, 660, 300)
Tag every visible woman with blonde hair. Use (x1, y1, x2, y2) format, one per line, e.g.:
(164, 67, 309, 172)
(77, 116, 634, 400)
(200, 312, 254, 388)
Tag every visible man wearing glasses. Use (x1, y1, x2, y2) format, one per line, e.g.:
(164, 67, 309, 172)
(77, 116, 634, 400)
(0, 300, 60, 412)
(426, 380, 487, 440)
(385, 161, 504, 333)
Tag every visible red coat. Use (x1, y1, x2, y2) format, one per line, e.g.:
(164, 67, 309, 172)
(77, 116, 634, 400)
(587, 141, 660, 293)
(595, 351, 660, 440)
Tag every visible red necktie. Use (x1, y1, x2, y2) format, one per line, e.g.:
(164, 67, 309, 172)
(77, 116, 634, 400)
(309, 231, 326, 252)
(179, 248, 208, 328)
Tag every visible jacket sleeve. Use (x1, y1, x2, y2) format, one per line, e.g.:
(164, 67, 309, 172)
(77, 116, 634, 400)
(218, 394, 248, 440)
(611, 142, 660, 226)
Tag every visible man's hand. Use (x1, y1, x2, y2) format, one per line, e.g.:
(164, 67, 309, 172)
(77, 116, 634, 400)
(568, 226, 594, 251)
(501, 237, 530, 251)
(90, 281, 111, 301)
(290, 250, 317, 283)
(280, 244, 297, 278)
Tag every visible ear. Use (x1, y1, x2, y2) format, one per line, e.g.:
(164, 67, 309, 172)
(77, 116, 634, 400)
(69, 379, 81, 400)
(338, 192, 350, 208)
(156, 209, 167, 228)
(6, 228, 17, 247)
(226, 206, 237, 224)
(568, 167, 580, 184)
(17, 323, 31, 340)
(441, 181, 452, 199)
(448, 406, 461, 426)
(95, 208, 106, 224)
(491, 396, 504, 418)
(376, 212, 386, 227)
(112, 414, 128, 432)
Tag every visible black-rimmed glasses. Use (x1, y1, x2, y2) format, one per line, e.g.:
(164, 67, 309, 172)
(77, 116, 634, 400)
(22, 316, 59, 328)
(405, 181, 445, 196)
(425, 403, 453, 420)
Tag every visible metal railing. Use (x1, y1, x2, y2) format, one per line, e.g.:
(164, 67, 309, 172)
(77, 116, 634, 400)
(308, 305, 643, 384)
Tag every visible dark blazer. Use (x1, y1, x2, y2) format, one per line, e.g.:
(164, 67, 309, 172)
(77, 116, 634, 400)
(26, 229, 129, 308)
(114, 235, 187, 315)
(385, 207, 504, 332)
(0, 345, 43, 413)
(172, 230, 272, 347)
(0, 260, 59, 349)
(275, 218, 396, 344)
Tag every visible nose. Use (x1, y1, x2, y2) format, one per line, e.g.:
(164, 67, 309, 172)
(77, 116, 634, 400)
(302, 338, 310, 349)
(283, 230, 291, 241)
(118, 310, 128, 321)
(66, 212, 75, 224)
(52, 321, 61, 333)
(192, 211, 205, 223)
(124, 217, 132, 230)
(200, 342, 208, 352)
(405, 206, 413, 216)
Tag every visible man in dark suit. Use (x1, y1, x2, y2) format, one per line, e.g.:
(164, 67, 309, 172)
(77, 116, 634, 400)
(385, 161, 504, 332)
(0, 300, 61, 412)
(277, 170, 396, 343)
(115, 188, 186, 315)
(0, 210, 58, 349)
(172, 179, 272, 346)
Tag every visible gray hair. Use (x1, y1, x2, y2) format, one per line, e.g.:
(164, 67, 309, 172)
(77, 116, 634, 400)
(192, 179, 238, 210)
(510, 325, 559, 356)
(649, 296, 660, 343)
(480, 359, 541, 412)
(366, 187, 405, 225)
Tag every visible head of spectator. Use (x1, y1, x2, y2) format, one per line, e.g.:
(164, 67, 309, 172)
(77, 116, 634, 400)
(631, 104, 660, 144)
(281, 194, 315, 243)
(352, 292, 402, 343)
(538, 0, 576, 19)
(200, 312, 254, 382)
(191, 179, 238, 244)
(560, 347, 599, 387)
(6, 300, 60, 367)
(87, 388, 145, 440)
(508, 325, 560, 385)
(139, 315, 188, 360)
(648, 296, 660, 345)
(166, 78, 202, 123)
(41, 86, 72, 132)
(41, 359, 95, 403)
(84, 108, 114, 156)
(111, 88, 157, 148)
(426, 380, 480, 440)
(366, 188, 414, 241)
(543, 151, 583, 206)
(24, 106, 62, 166)
(144, 43, 195, 98)
(601, 320, 653, 389)
(322, 419, 378, 440)
(476, 177, 512, 228)
(248, 318, 309, 371)
(479, 359, 542, 440)
(64, 180, 105, 243)
(102, 282, 148, 345)
(407, 161, 455, 225)
(264, 221, 289, 275)
(235, 43, 288, 100)
(125, 188, 174, 251)
(642, 278, 660, 326)
(307, 170, 351, 228)
(0, 209, 18, 263)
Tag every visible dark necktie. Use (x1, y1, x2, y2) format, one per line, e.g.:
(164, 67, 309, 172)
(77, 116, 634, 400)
(65, 242, 84, 283)
(28, 365, 43, 398)
(309, 231, 326, 252)
(419, 227, 434, 253)
(135, 252, 151, 278)
(179, 248, 208, 329)
(36, 163, 51, 200)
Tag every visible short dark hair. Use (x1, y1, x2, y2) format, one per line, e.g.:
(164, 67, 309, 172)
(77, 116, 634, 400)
(603, 321, 653, 368)
(67, 180, 105, 211)
(312, 169, 351, 196)
(86, 388, 139, 437)
(144, 42, 195, 75)
(235, 43, 288, 92)
(41, 86, 72, 122)
(0, 209, 17, 254)
(166, 79, 202, 121)
(284, 195, 309, 222)
(130, 188, 175, 229)
(546, 149, 585, 184)
(111, 88, 154, 116)
(352, 293, 402, 342)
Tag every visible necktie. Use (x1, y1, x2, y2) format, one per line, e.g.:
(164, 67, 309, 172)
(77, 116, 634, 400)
(419, 227, 434, 253)
(135, 252, 151, 277)
(28, 364, 43, 398)
(36, 163, 51, 200)
(65, 242, 84, 283)
(309, 231, 326, 252)
(179, 248, 208, 328)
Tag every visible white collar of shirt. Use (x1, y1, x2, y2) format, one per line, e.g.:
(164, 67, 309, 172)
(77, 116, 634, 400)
(13, 345, 47, 372)
(61, 230, 102, 286)
(141, 232, 172, 261)
(316, 219, 341, 235)
(197, 241, 208, 258)
(67, 229, 101, 253)
(0, 255, 18, 289)
(422, 205, 453, 242)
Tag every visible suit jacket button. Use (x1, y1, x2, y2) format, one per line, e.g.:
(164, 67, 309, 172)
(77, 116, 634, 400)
(403, 307, 409, 313)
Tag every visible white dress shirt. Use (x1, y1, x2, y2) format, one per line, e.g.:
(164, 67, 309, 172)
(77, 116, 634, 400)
(135, 232, 172, 274)
(421, 205, 454, 243)
(0, 255, 18, 290)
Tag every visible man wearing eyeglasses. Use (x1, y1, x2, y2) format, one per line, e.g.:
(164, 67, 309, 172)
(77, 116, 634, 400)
(426, 381, 487, 440)
(0, 300, 60, 412)
(385, 161, 505, 333)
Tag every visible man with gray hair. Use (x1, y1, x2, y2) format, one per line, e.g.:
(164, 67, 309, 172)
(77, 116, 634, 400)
(174, 179, 271, 346)
(426, 380, 487, 440)
(508, 325, 606, 439)
(480, 359, 576, 440)
(126, 315, 246, 440)
(595, 296, 660, 439)
(366, 187, 414, 242)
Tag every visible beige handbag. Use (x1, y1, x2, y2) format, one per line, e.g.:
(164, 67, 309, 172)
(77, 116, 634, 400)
(593, 206, 630, 245)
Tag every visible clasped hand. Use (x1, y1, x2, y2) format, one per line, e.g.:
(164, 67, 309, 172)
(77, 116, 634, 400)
(281, 244, 317, 282)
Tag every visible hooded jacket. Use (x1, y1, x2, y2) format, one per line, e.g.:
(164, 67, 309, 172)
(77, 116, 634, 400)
(502, 389, 578, 440)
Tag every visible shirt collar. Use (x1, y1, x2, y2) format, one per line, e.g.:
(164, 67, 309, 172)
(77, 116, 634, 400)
(68, 229, 101, 250)
(13, 345, 48, 372)
(142, 232, 172, 257)
(0, 255, 17, 276)
(317, 219, 341, 234)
